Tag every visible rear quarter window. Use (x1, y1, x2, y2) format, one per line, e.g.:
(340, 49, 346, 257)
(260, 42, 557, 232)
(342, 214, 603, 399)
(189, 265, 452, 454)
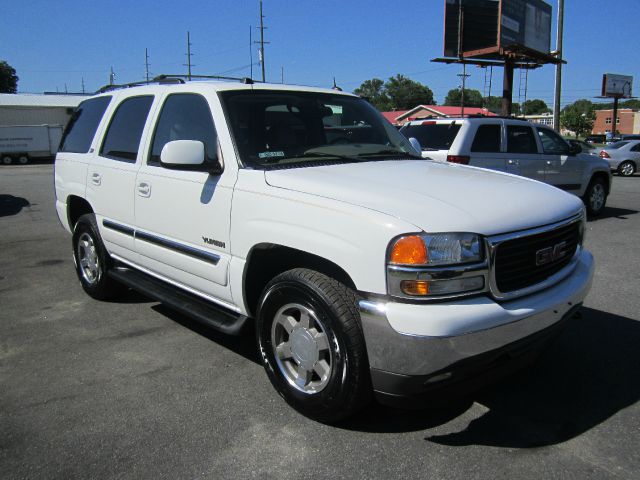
(471, 124, 501, 152)
(59, 96, 112, 153)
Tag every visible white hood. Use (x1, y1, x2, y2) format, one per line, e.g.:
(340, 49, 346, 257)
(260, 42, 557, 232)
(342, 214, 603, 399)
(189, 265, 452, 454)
(264, 160, 583, 236)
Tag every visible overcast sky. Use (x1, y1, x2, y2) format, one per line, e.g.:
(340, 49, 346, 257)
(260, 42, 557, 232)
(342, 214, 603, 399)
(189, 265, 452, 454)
(2, 0, 639, 107)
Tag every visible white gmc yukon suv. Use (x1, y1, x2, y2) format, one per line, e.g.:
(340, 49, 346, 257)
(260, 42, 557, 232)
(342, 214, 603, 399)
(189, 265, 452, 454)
(55, 78, 594, 422)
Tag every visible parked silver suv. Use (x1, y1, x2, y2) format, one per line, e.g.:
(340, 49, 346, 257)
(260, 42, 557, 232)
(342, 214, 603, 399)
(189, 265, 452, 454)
(400, 117, 612, 216)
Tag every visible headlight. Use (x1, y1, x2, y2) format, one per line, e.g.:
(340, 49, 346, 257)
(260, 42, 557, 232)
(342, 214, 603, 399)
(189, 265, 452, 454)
(387, 232, 487, 299)
(389, 232, 483, 266)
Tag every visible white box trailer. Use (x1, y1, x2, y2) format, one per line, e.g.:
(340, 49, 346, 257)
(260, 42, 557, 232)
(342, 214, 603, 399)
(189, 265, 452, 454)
(0, 125, 63, 165)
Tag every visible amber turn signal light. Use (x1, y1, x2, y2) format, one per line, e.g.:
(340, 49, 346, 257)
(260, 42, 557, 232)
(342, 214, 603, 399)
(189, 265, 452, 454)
(390, 235, 427, 265)
(401, 280, 430, 296)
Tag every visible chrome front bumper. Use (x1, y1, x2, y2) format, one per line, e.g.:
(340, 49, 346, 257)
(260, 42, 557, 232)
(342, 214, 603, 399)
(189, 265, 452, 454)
(359, 249, 594, 402)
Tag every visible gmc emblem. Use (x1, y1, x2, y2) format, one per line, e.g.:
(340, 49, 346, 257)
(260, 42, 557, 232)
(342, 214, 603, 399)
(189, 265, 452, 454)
(535, 241, 567, 266)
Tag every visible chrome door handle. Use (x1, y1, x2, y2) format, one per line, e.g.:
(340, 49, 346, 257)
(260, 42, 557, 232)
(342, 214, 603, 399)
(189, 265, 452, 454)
(507, 159, 518, 165)
(137, 182, 151, 197)
(91, 172, 102, 186)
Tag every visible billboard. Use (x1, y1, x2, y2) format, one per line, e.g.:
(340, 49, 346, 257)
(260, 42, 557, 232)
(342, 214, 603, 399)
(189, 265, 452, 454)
(601, 74, 633, 98)
(444, 0, 552, 59)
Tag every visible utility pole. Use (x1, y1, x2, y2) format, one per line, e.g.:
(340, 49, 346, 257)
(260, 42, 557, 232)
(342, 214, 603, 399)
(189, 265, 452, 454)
(281, 66, 284, 84)
(254, 0, 270, 82)
(145, 48, 151, 82)
(81, 77, 85, 94)
(109, 67, 115, 85)
(458, 66, 470, 117)
(553, 0, 565, 132)
(185, 31, 194, 80)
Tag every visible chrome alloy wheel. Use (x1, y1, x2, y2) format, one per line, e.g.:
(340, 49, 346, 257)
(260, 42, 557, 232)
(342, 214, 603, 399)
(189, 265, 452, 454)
(620, 162, 635, 176)
(590, 183, 606, 212)
(271, 303, 333, 394)
(77, 232, 101, 285)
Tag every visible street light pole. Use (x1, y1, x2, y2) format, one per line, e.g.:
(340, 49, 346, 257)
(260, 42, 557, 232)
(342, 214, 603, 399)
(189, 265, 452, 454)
(553, 0, 565, 132)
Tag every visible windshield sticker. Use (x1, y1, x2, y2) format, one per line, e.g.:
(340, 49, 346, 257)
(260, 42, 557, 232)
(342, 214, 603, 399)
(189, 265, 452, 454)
(258, 151, 285, 159)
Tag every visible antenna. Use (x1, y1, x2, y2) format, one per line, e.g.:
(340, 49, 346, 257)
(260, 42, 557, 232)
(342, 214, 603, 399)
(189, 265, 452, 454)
(81, 77, 85, 94)
(254, 0, 270, 82)
(145, 48, 151, 82)
(184, 31, 195, 80)
(109, 67, 115, 85)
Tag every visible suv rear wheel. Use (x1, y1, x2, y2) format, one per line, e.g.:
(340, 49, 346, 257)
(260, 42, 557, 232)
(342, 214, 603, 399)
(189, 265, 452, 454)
(72, 213, 121, 300)
(256, 268, 371, 423)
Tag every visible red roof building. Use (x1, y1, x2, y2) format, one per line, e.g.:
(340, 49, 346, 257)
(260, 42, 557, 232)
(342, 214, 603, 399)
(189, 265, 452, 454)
(381, 105, 496, 125)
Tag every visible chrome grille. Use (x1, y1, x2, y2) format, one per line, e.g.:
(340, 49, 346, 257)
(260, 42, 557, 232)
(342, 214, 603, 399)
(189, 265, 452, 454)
(493, 219, 581, 294)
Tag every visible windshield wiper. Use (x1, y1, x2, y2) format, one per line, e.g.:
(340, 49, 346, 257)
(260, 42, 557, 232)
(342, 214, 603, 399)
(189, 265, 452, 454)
(353, 149, 423, 159)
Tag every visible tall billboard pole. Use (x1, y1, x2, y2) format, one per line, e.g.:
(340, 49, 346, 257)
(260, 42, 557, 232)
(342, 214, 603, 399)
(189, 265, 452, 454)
(553, 0, 564, 132)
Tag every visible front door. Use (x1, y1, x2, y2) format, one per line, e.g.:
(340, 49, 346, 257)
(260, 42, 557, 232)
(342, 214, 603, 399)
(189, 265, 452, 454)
(536, 127, 584, 193)
(133, 93, 235, 305)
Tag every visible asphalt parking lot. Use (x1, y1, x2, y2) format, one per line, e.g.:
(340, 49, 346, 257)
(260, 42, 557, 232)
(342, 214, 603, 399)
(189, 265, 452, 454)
(1, 164, 639, 479)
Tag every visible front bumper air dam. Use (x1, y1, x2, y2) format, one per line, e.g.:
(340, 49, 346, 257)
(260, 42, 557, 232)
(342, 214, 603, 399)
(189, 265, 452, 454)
(359, 249, 594, 408)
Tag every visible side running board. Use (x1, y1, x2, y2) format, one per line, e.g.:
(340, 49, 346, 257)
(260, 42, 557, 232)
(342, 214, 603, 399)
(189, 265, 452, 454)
(108, 265, 250, 336)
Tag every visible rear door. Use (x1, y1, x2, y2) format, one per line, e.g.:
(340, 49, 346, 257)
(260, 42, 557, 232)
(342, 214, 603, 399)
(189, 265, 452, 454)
(505, 124, 545, 182)
(536, 126, 584, 192)
(133, 92, 235, 304)
(467, 122, 505, 171)
(85, 95, 156, 263)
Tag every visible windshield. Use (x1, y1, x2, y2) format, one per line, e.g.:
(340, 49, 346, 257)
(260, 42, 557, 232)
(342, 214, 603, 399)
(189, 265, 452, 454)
(399, 123, 461, 150)
(219, 89, 420, 168)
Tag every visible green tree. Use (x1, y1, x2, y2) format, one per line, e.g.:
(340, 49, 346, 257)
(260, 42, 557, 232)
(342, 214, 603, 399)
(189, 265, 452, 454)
(443, 88, 483, 107)
(384, 74, 434, 110)
(561, 99, 595, 137)
(484, 96, 521, 115)
(0, 60, 18, 93)
(353, 78, 391, 111)
(521, 99, 549, 115)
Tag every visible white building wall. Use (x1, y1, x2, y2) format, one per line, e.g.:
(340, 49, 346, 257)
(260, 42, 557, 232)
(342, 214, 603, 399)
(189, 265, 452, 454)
(0, 107, 72, 127)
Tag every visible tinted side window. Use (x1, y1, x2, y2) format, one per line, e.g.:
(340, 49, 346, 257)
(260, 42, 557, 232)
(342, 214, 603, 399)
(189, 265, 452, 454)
(537, 128, 570, 155)
(400, 124, 461, 150)
(630, 143, 640, 152)
(471, 124, 501, 152)
(59, 96, 111, 153)
(100, 96, 154, 162)
(149, 94, 218, 165)
(507, 126, 538, 154)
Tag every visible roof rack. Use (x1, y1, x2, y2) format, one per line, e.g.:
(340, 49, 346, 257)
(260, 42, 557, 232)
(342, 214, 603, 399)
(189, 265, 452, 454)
(95, 74, 259, 94)
(153, 74, 258, 84)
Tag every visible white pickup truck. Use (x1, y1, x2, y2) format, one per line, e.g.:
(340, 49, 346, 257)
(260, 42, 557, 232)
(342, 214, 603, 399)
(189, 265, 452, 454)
(55, 78, 594, 422)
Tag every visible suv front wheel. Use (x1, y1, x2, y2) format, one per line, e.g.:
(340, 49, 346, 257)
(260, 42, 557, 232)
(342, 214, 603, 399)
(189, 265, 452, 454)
(256, 268, 371, 423)
(583, 177, 607, 217)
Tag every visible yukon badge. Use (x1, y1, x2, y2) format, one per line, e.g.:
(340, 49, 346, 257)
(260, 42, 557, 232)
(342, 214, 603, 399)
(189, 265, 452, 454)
(203, 237, 226, 249)
(535, 241, 567, 266)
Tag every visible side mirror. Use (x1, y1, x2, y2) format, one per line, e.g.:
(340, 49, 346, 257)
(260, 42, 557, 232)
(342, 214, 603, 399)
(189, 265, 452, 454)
(160, 140, 222, 174)
(568, 144, 581, 155)
(408, 137, 422, 154)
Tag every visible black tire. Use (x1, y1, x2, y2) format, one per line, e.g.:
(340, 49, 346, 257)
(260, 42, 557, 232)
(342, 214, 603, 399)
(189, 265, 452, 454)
(72, 213, 120, 300)
(583, 177, 607, 217)
(2, 156, 13, 165)
(256, 268, 371, 423)
(617, 161, 636, 177)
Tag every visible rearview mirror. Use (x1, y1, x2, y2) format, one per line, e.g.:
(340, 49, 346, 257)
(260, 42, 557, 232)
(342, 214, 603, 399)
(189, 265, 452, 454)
(408, 137, 422, 153)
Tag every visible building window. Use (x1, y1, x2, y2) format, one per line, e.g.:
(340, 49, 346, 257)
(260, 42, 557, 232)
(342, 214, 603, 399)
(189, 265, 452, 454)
(605, 117, 612, 124)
